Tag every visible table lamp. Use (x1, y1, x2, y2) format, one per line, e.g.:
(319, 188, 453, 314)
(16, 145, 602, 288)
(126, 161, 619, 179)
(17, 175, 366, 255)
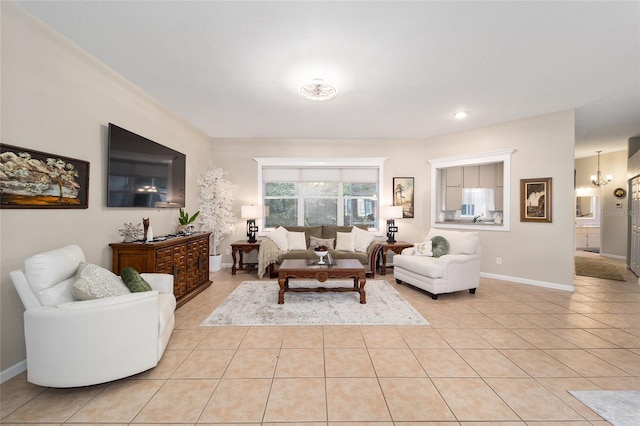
(382, 206, 403, 243)
(241, 205, 261, 243)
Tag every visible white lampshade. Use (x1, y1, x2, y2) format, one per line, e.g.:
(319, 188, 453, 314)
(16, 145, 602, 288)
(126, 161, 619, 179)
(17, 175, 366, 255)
(241, 205, 261, 219)
(382, 205, 403, 219)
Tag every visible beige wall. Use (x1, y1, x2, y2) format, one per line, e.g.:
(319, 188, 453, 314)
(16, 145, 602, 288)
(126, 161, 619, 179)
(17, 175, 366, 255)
(575, 150, 629, 258)
(1, 1, 577, 379)
(1, 3, 213, 375)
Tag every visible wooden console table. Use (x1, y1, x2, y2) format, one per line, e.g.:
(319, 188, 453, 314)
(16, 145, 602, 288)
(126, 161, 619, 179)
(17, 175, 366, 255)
(110, 232, 211, 308)
(380, 241, 413, 275)
(231, 240, 261, 275)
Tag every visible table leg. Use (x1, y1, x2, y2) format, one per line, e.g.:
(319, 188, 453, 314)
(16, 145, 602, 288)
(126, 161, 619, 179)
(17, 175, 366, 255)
(359, 276, 367, 304)
(381, 247, 388, 275)
(231, 247, 238, 275)
(278, 277, 286, 304)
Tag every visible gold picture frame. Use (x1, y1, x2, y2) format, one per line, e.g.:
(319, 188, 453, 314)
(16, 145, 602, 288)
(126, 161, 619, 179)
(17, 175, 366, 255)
(520, 177, 551, 223)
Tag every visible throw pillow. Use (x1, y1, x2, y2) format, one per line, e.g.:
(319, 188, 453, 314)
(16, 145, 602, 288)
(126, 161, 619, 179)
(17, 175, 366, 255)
(120, 266, 152, 293)
(414, 241, 433, 256)
(430, 236, 449, 258)
(309, 236, 335, 250)
(352, 226, 374, 253)
(72, 262, 130, 300)
(269, 226, 289, 251)
(335, 231, 356, 252)
(287, 231, 307, 250)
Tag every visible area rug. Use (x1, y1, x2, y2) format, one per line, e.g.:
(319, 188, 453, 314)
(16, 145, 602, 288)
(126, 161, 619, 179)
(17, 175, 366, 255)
(575, 256, 625, 281)
(200, 280, 429, 326)
(570, 390, 640, 426)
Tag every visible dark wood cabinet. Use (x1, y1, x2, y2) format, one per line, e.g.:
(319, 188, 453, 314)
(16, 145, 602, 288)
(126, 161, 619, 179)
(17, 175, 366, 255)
(110, 232, 211, 308)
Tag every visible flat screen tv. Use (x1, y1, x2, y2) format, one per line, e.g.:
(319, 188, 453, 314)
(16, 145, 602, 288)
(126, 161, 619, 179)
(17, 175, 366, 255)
(107, 123, 186, 208)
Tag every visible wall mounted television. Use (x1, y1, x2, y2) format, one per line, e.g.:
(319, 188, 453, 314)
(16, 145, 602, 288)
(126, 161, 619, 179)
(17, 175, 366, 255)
(107, 123, 186, 208)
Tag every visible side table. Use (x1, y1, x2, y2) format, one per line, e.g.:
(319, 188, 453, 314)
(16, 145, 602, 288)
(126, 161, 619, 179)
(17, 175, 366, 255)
(380, 241, 413, 275)
(231, 240, 261, 275)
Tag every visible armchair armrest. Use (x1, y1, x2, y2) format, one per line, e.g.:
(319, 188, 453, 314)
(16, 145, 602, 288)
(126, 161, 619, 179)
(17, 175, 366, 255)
(141, 273, 174, 294)
(401, 247, 416, 256)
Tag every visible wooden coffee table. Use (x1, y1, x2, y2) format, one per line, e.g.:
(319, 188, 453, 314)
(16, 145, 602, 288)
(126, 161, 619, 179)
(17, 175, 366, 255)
(277, 259, 367, 304)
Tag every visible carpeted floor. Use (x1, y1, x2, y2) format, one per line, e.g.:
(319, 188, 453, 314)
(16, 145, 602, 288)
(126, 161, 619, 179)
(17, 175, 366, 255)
(200, 279, 429, 326)
(570, 390, 640, 426)
(575, 255, 626, 281)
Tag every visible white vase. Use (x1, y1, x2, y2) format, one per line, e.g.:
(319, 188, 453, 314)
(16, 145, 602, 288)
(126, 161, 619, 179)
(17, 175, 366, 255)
(209, 254, 222, 272)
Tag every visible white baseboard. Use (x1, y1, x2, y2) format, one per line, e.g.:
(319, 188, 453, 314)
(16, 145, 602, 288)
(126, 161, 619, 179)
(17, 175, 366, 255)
(480, 272, 575, 292)
(599, 252, 626, 261)
(0, 359, 27, 384)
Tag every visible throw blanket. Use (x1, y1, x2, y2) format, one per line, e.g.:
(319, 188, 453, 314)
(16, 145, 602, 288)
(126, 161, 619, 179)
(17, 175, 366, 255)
(257, 238, 283, 278)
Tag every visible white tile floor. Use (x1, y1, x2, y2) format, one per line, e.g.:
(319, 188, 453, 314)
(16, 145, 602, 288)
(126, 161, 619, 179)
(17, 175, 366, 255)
(1, 252, 638, 425)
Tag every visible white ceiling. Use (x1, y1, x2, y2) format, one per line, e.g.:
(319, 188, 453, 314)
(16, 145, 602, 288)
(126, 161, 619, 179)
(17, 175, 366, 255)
(16, 1, 640, 158)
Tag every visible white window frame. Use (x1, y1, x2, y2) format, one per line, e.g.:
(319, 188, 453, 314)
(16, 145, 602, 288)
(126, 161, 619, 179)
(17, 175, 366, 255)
(255, 157, 387, 232)
(429, 149, 515, 231)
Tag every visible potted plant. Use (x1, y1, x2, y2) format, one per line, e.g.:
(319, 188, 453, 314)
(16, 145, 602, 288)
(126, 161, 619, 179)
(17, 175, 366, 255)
(197, 166, 238, 271)
(178, 208, 199, 233)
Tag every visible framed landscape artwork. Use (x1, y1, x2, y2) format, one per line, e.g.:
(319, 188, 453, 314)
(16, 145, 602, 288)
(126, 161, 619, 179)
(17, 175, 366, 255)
(520, 177, 551, 223)
(0, 144, 89, 209)
(393, 177, 414, 218)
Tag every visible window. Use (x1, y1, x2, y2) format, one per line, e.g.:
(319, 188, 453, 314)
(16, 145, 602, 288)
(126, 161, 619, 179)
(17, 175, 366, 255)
(429, 149, 514, 231)
(257, 158, 386, 230)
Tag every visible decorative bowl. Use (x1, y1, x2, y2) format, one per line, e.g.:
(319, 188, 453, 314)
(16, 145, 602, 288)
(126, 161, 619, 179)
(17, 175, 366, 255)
(314, 247, 329, 264)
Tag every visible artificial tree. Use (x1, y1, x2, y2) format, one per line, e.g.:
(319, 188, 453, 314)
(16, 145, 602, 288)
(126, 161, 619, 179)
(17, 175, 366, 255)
(197, 166, 238, 270)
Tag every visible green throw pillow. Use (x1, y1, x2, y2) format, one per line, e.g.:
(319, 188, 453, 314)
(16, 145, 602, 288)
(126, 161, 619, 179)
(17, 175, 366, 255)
(430, 236, 450, 258)
(120, 267, 152, 292)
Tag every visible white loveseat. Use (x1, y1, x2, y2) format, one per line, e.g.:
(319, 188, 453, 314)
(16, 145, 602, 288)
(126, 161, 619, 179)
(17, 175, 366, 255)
(393, 229, 481, 299)
(10, 244, 176, 388)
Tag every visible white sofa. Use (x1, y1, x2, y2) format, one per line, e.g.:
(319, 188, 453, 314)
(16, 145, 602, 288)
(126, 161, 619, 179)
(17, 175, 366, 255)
(393, 229, 481, 299)
(10, 244, 176, 388)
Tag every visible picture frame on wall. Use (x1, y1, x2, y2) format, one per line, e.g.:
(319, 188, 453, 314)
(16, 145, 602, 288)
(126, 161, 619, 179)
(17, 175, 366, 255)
(0, 144, 90, 209)
(520, 177, 551, 223)
(393, 177, 414, 218)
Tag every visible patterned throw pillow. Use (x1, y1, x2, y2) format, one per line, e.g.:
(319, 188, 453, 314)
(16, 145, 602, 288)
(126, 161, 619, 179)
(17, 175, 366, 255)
(309, 236, 335, 250)
(120, 267, 152, 293)
(430, 236, 450, 258)
(72, 262, 130, 300)
(414, 241, 433, 256)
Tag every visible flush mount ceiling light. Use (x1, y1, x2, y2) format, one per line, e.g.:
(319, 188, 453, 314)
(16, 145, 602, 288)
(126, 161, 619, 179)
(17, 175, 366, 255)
(299, 78, 337, 102)
(453, 111, 468, 119)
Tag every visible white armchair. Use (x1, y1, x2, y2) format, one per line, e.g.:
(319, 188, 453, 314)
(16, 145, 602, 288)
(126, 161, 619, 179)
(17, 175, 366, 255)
(393, 229, 481, 299)
(10, 244, 176, 388)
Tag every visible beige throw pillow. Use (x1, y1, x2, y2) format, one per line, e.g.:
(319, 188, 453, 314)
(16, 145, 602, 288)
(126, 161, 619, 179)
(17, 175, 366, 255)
(268, 226, 289, 250)
(352, 226, 374, 253)
(335, 231, 356, 252)
(72, 262, 130, 300)
(287, 231, 307, 250)
(309, 236, 335, 250)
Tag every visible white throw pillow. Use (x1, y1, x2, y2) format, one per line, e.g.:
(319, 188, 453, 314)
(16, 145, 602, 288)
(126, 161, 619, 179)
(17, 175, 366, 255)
(268, 226, 289, 251)
(352, 226, 374, 253)
(72, 262, 130, 301)
(335, 231, 356, 252)
(287, 231, 307, 250)
(414, 241, 433, 256)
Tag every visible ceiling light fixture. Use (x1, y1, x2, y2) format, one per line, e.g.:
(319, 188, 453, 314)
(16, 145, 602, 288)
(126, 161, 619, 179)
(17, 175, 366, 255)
(453, 111, 468, 119)
(591, 150, 612, 187)
(299, 78, 337, 102)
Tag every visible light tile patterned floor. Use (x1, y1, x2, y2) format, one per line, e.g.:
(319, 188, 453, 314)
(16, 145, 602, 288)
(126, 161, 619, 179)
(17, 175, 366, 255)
(1, 252, 638, 425)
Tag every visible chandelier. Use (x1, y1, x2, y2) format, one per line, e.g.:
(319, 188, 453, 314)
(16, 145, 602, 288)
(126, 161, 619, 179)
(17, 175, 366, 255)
(591, 150, 612, 187)
(299, 79, 337, 102)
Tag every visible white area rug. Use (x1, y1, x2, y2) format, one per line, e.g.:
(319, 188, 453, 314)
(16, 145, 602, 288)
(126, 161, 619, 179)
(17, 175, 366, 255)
(200, 279, 429, 326)
(570, 391, 640, 426)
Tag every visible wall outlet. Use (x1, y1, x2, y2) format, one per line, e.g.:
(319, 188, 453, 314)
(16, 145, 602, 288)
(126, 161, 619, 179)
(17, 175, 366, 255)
(496, 257, 502, 265)
(225, 248, 230, 255)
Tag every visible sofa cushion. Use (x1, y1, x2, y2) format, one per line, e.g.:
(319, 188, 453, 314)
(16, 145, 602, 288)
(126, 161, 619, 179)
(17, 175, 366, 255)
(431, 236, 449, 258)
(352, 226, 374, 253)
(121, 267, 153, 293)
(24, 244, 86, 297)
(72, 262, 131, 301)
(269, 226, 289, 250)
(426, 229, 481, 255)
(335, 231, 356, 252)
(309, 236, 335, 250)
(37, 277, 76, 306)
(287, 231, 307, 250)
(279, 250, 317, 261)
(414, 241, 433, 256)
(394, 255, 445, 278)
(329, 249, 369, 265)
